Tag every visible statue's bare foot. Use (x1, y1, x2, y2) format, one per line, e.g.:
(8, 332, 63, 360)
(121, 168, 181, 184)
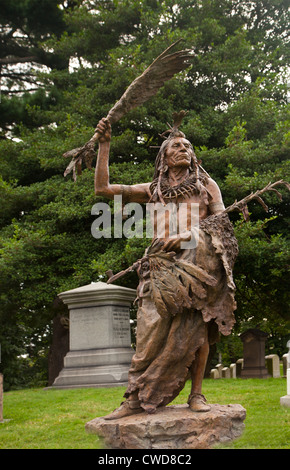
(104, 400, 143, 420)
(188, 393, 211, 412)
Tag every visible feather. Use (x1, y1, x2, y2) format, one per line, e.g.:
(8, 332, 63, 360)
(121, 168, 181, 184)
(147, 251, 209, 317)
(173, 265, 207, 300)
(63, 40, 193, 178)
(175, 259, 217, 286)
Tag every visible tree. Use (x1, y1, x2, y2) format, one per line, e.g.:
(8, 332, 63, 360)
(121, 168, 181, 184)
(0, 0, 289, 389)
(0, 0, 78, 134)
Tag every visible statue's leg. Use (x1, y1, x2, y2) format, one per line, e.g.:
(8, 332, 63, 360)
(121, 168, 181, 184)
(188, 333, 211, 412)
(104, 296, 172, 420)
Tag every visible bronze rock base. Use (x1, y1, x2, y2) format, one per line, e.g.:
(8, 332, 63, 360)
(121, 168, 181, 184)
(85, 403, 246, 449)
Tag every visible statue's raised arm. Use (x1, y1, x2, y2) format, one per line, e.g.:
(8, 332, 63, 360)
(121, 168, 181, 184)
(94, 117, 151, 204)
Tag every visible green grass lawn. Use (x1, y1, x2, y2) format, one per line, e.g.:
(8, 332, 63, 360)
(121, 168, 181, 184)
(0, 378, 289, 449)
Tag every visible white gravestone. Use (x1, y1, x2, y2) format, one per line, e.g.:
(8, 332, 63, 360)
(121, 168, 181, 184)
(210, 368, 219, 379)
(52, 282, 136, 389)
(230, 363, 236, 378)
(282, 354, 288, 377)
(280, 340, 290, 408)
(265, 354, 280, 378)
(222, 367, 231, 378)
(215, 363, 223, 378)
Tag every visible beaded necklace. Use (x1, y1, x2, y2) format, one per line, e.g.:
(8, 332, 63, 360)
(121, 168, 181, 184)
(149, 172, 208, 203)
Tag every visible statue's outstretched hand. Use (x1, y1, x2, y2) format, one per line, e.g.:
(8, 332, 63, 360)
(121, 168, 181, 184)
(96, 118, 111, 143)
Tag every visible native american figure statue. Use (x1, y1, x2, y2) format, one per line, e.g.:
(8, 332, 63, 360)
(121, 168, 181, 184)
(93, 108, 288, 419)
(94, 111, 239, 418)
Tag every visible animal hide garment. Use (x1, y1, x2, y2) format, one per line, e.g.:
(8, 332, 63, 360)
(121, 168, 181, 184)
(125, 213, 238, 411)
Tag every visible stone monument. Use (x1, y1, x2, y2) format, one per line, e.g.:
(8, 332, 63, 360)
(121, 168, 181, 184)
(280, 339, 290, 408)
(52, 281, 136, 389)
(240, 329, 270, 378)
(265, 354, 280, 378)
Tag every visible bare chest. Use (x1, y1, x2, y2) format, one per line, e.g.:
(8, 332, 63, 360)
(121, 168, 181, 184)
(149, 193, 209, 239)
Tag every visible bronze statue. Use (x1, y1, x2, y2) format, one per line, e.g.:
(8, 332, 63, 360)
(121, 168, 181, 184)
(62, 41, 288, 421)
(94, 113, 239, 418)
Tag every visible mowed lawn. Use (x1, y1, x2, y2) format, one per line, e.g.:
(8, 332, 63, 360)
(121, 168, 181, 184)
(0, 378, 289, 449)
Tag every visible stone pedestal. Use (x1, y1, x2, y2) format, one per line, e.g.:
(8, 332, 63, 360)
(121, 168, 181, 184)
(86, 403, 246, 449)
(52, 282, 136, 389)
(240, 329, 270, 379)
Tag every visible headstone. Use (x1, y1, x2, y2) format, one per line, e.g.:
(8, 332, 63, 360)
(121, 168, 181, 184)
(280, 340, 290, 408)
(222, 367, 231, 378)
(48, 299, 70, 386)
(230, 363, 236, 378)
(215, 363, 223, 378)
(86, 403, 246, 449)
(265, 354, 280, 378)
(240, 329, 270, 379)
(282, 354, 288, 377)
(236, 358, 243, 377)
(280, 368, 290, 407)
(51, 282, 136, 389)
(210, 368, 219, 379)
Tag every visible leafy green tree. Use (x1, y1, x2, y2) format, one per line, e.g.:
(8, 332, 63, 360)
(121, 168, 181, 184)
(0, 0, 78, 133)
